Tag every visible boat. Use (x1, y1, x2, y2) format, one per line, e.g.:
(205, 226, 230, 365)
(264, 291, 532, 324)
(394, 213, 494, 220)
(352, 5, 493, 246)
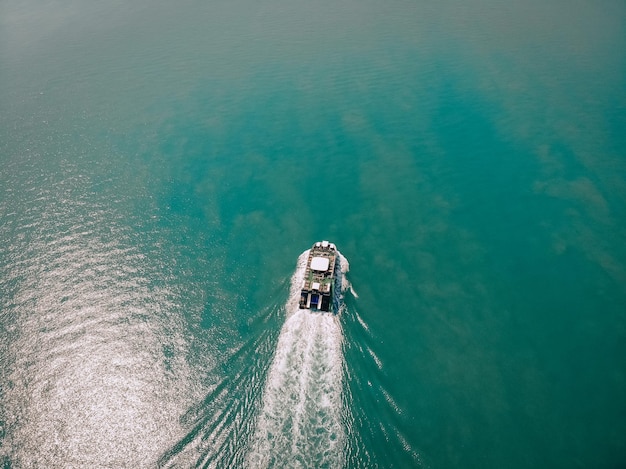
(299, 240, 338, 312)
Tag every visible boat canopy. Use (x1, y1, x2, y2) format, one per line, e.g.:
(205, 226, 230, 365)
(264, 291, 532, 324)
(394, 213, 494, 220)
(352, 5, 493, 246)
(310, 256, 330, 272)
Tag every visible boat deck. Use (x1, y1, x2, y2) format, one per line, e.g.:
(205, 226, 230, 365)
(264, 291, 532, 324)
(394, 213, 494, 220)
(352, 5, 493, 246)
(299, 241, 337, 312)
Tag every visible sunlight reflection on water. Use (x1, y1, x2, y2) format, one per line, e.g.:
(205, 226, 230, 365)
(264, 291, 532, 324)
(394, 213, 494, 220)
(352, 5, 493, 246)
(0, 163, 197, 468)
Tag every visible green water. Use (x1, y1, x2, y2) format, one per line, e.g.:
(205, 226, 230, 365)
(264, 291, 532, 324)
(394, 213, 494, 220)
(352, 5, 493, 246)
(1, 0, 625, 467)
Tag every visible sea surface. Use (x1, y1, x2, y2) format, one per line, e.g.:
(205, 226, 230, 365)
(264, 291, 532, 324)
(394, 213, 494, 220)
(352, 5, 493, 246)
(1, 0, 625, 467)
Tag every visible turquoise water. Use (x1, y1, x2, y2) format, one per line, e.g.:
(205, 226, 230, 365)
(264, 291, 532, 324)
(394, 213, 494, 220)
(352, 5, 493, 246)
(1, 0, 625, 467)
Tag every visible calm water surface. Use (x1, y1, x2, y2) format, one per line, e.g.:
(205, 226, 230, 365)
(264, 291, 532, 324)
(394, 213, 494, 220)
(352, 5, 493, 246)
(1, 0, 625, 467)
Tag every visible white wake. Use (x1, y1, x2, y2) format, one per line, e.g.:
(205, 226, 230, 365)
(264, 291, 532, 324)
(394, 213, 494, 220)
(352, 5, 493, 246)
(246, 250, 348, 469)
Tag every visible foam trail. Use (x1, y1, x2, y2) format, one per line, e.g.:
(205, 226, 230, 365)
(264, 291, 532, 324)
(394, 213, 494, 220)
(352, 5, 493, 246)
(246, 250, 347, 468)
(338, 255, 358, 299)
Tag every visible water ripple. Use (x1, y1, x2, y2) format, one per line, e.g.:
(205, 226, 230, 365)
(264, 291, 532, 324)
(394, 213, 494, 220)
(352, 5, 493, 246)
(0, 162, 195, 468)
